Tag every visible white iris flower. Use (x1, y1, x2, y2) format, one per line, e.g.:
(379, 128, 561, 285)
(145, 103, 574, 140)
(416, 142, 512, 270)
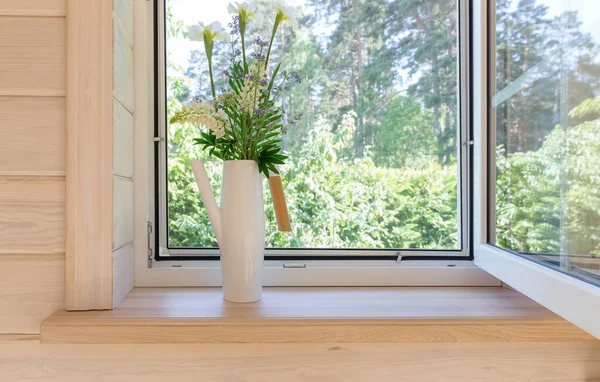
(188, 21, 231, 43)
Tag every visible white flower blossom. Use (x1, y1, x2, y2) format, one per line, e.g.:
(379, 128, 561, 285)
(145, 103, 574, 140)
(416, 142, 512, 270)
(228, 2, 263, 24)
(240, 81, 258, 115)
(274, 2, 298, 29)
(180, 101, 228, 138)
(188, 21, 231, 43)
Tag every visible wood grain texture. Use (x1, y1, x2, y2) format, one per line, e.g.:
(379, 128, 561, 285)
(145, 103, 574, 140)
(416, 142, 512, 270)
(5, 338, 598, 382)
(0, 254, 65, 333)
(66, 0, 114, 310)
(112, 244, 134, 308)
(0, 1, 65, 17)
(0, 176, 65, 254)
(41, 287, 597, 344)
(0, 17, 65, 96)
(114, 0, 133, 44)
(0, 97, 65, 176)
(113, 176, 134, 250)
(113, 23, 134, 112)
(113, 98, 134, 178)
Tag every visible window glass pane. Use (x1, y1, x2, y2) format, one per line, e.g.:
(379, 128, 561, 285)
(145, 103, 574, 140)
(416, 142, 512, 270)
(493, 0, 600, 284)
(165, 0, 461, 250)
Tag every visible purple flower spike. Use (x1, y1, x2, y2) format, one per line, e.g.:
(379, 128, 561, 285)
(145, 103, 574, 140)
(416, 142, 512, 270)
(255, 109, 267, 116)
(251, 52, 266, 61)
(253, 36, 269, 47)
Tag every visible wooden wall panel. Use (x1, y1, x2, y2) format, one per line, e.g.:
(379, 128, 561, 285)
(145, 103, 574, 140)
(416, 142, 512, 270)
(0, 97, 65, 176)
(113, 176, 134, 250)
(0, 16, 65, 96)
(0, 254, 65, 333)
(0, 0, 65, 16)
(112, 244, 134, 308)
(66, 0, 114, 310)
(113, 99, 134, 178)
(113, 24, 134, 112)
(114, 0, 134, 42)
(0, 176, 65, 254)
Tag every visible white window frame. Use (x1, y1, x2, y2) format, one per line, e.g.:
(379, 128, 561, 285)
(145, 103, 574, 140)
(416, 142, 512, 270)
(471, 0, 600, 339)
(133, 0, 501, 287)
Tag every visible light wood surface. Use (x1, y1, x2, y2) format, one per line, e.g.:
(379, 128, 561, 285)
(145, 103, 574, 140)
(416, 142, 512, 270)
(0, 96, 65, 176)
(114, 23, 135, 112)
(268, 174, 292, 232)
(41, 287, 597, 344)
(114, 0, 134, 45)
(65, 0, 114, 311)
(111, 0, 136, 312)
(0, 0, 65, 17)
(112, 244, 134, 308)
(0, 176, 65, 254)
(113, 98, 135, 178)
(0, 16, 65, 96)
(3, 336, 598, 381)
(112, 176, 135, 250)
(0, 254, 65, 333)
(0, 1, 66, 334)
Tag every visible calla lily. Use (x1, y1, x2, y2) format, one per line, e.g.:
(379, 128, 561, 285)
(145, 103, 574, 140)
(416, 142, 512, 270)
(188, 21, 231, 43)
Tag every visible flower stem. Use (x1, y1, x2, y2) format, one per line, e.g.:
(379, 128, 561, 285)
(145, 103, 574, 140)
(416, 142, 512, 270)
(208, 57, 216, 101)
(265, 16, 282, 69)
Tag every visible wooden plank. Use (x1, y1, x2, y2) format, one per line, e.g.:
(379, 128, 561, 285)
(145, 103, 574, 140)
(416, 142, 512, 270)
(113, 176, 134, 250)
(114, 0, 133, 44)
(41, 320, 594, 345)
(0, 17, 65, 96)
(0, 97, 65, 176)
(0, 176, 65, 254)
(113, 98, 134, 178)
(41, 287, 597, 344)
(0, 254, 65, 334)
(112, 244, 134, 308)
(113, 24, 134, 112)
(0, 0, 65, 17)
(1, 340, 600, 381)
(66, 0, 114, 310)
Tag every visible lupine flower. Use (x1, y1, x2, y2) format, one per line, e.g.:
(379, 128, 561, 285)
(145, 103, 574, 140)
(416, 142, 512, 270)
(228, 15, 240, 35)
(170, 101, 227, 138)
(251, 52, 266, 61)
(188, 21, 231, 43)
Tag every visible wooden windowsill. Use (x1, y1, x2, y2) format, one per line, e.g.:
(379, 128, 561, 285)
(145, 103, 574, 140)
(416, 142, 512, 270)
(41, 287, 596, 344)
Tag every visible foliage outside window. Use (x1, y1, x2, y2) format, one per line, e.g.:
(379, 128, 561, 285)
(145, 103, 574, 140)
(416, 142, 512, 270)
(492, 0, 600, 285)
(164, 0, 462, 250)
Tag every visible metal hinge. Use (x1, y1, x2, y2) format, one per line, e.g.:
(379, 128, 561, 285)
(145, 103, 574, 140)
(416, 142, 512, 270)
(147, 221, 153, 268)
(463, 140, 474, 146)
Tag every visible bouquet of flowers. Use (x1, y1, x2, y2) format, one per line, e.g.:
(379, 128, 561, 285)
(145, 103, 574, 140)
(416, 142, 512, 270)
(170, 1, 302, 178)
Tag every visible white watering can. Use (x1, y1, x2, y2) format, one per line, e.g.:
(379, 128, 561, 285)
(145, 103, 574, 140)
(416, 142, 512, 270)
(190, 159, 265, 302)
